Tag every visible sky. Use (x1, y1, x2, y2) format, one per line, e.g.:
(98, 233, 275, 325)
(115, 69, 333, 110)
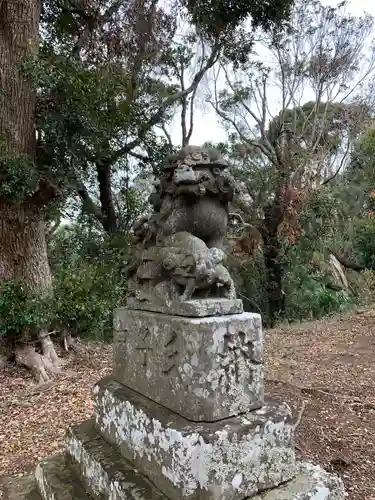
(168, 0, 375, 147)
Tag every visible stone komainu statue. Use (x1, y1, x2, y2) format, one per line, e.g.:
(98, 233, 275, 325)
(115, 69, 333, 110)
(129, 145, 236, 303)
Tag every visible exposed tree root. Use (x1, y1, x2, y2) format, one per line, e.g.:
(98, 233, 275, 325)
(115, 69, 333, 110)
(14, 332, 63, 384)
(39, 329, 63, 367)
(61, 329, 76, 352)
(0, 354, 8, 368)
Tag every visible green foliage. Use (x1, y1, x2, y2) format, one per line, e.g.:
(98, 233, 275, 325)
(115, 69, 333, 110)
(48, 222, 128, 341)
(2, 0, 182, 231)
(347, 127, 375, 187)
(0, 220, 128, 344)
(352, 215, 375, 270)
(233, 246, 355, 327)
(229, 251, 269, 319)
(283, 248, 354, 322)
(229, 181, 364, 326)
(0, 139, 40, 202)
(269, 101, 368, 153)
(53, 261, 125, 341)
(351, 269, 375, 306)
(0, 281, 52, 343)
(183, 0, 294, 52)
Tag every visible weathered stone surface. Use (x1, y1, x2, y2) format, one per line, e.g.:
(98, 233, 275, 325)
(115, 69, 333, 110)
(113, 309, 264, 420)
(2, 461, 345, 500)
(131, 232, 237, 302)
(127, 145, 238, 303)
(252, 462, 346, 499)
(66, 419, 168, 500)
(35, 456, 91, 500)
(125, 297, 244, 317)
(2, 474, 41, 500)
(93, 377, 296, 500)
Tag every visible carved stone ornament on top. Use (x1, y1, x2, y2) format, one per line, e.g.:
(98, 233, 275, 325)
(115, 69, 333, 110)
(128, 145, 237, 304)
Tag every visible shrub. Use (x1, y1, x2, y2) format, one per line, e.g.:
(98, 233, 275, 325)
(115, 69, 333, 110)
(53, 260, 126, 341)
(351, 268, 375, 306)
(48, 221, 128, 341)
(232, 244, 355, 326)
(352, 215, 375, 270)
(0, 280, 52, 346)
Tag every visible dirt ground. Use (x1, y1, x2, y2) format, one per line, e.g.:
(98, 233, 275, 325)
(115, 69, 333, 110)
(266, 309, 375, 500)
(1, 310, 375, 499)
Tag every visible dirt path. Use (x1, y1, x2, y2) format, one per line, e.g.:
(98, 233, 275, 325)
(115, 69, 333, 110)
(266, 309, 375, 500)
(1, 311, 375, 499)
(0, 343, 113, 478)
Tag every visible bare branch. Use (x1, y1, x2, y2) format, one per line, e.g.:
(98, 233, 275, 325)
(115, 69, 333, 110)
(159, 123, 173, 149)
(76, 180, 103, 221)
(109, 43, 221, 164)
(321, 139, 351, 185)
(329, 249, 365, 272)
(212, 0, 375, 193)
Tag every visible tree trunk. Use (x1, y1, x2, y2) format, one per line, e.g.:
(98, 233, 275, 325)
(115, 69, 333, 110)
(97, 161, 118, 234)
(0, 0, 61, 382)
(0, 203, 62, 381)
(263, 232, 285, 327)
(0, 203, 52, 286)
(0, 0, 40, 158)
(260, 191, 287, 327)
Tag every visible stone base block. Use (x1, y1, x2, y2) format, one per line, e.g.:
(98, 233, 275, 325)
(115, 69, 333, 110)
(93, 377, 296, 500)
(2, 460, 345, 500)
(113, 308, 264, 421)
(2, 474, 41, 500)
(66, 419, 167, 500)
(252, 462, 346, 499)
(34, 456, 91, 500)
(125, 297, 244, 317)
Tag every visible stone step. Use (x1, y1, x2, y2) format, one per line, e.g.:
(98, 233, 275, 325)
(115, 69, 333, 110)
(252, 462, 345, 499)
(34, 455, 92, 500)
(92, 376, 296, 500)
(2, 474, 42, 500)
(66, 419, 168, 500)
(1, 461, 346, 500)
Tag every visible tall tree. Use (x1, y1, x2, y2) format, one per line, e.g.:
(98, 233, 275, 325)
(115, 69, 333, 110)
(37, 0, 224, 235)
(210, 0, 375, 324)
(0, 2, 42, 282)
(0, 0, 65, 380)
(0, 0, 297, 378)
(37, 0, 298, 236)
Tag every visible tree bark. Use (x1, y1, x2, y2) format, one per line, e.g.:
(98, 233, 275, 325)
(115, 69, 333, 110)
(0, 203, 51, 287)
(0, 0, 61, 381)
(260, 190, 287, 327)
(0, 0, 40, 158)
(96, 161, 118, 234)
(262, 231, 285, 327)
(0, 203, 62, 380)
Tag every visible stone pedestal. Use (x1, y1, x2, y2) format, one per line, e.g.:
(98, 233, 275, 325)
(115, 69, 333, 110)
(3, 299, 346, 500)
(113, 307, 264, 420)
(91, 378, 294, 500)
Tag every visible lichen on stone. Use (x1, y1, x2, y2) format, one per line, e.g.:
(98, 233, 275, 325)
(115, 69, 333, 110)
(94, 380, 296, 499)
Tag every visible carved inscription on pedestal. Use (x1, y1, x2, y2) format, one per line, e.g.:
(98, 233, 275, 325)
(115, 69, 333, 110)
(161, 331, 179, 374)
(160, 330, 189, 388)
(114, 308, 264, 420)
(135, 327, 152, 367)
(218, 331, 259, 390)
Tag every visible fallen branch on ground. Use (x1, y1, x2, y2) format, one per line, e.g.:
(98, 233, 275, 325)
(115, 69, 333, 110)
(293, 400, 307, 430)
(266, 378, 363, 402)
